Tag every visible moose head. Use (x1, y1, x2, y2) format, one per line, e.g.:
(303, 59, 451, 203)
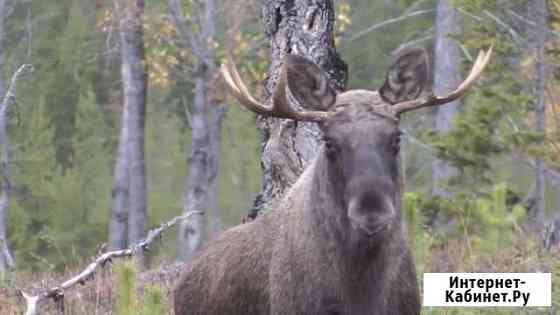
(221, 47, 492, 239)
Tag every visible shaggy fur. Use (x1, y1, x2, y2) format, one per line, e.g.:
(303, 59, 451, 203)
(174, 95, 420, 315)
(174, 52, 428, 314)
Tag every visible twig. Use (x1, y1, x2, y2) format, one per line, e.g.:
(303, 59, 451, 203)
(0, 64, 34, 114)
(346, 9, 435, 43)
(18, 211, 203, 315)
(457, 8, 484, 22)
(482, 10, 523, 47)
(506, 9, 560, 38)
(168, 0, 203, 59)
(397, 34, 434, 51)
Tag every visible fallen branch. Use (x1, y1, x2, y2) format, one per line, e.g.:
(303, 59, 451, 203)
(18, 211, 203, 315)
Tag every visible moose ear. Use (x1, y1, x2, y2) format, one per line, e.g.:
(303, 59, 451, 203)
(379, 48, 429, 105)
(284, 54, 337, 111)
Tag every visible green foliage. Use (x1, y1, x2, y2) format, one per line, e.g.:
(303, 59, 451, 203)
(6, 85, 113, 271)
(116, 262, 138, 315)
(424, 28, 534, 189)
(404, 192, 433, 281)
(141, 285, 166, 315)
(1, 0, 264, 271)
(9, 96, 59, 271)
(406, 184, 560, 315)
(2, 4, 558, 315)
(406, 183, 526, 265)
(116, 262, 169, 315)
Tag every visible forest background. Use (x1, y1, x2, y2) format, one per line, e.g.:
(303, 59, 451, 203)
(0, 0, 559, 314)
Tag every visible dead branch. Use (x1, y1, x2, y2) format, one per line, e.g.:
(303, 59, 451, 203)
(347, 9, 435, 43)
(18, 211, 202, 315)
(482, 10, 523, 47)
(0, 64, 33, 273)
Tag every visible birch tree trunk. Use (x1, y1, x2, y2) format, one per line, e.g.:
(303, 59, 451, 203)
(208, 105, 227, 238)
(180, 76, 209, 260)
(119, 0, 148, 268)
(431, 0, 461, 198)
(108, 99, 129, 250)
(531, 0, 549, 234)
(249, 0, 347, 219)
(169, 0, 218, 260)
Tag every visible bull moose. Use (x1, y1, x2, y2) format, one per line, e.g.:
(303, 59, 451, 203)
(174, 46, 493, 315)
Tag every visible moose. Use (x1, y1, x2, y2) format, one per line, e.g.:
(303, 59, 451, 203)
(174, 46, 492, 315)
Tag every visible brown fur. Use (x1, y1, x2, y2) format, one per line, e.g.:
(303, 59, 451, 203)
(174, 53, 427, 315)
(173, 105, 420, 315)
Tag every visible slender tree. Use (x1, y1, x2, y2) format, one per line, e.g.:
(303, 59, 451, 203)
(431, 0, 462, 198)
(108, 0, 148, 268)
(169, 0, 219, 259)
(208, 105, 227, 238)
(122, 0, 148, 268)
(532, 0, 549, 233)
(249, 0, 348, 219)
(108, 106, 129, 250)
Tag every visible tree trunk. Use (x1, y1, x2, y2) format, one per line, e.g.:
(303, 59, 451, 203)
(249, 0, 347, 219)
(170, 0, 218, 260)
(108, 110, 129, 250)
(119, 0, 148, 268)
(431, 0, 462, 198)
(180, 76, 210, 260)
(208, 105, 227, 238)
(531, 0, 548, 234)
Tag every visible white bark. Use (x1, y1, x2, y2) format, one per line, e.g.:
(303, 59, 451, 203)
(108, 97, 129, 250)
(208, 105, 227, 238)
(119, 1, 148, 268)
(169, 0, 219, 259)
(180, 76, 209, 260)
(252, 0, 347, 218)
(532, 0, 548, 233)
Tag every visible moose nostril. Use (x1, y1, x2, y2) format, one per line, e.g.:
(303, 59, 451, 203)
(360, 193, 382, 210)
(347, 193, 396, 236)
(350, 191, 392, 215)
(346, 177, 396, 217)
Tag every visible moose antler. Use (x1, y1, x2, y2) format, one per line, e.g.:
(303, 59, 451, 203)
(220, 57, 331, 122)
(392, 45, 493, 115)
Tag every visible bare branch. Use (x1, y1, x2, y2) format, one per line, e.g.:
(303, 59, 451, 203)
(347, 9, 435, 43)
(19, 211, 203, 315)
(168, 0, 203, 59)
(506, 9, 560, 38)
(456, 7, 484, 22)
(482, 10, 523, 47)
(397, 34, 434, 51)
(0, 64, 33, 114)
